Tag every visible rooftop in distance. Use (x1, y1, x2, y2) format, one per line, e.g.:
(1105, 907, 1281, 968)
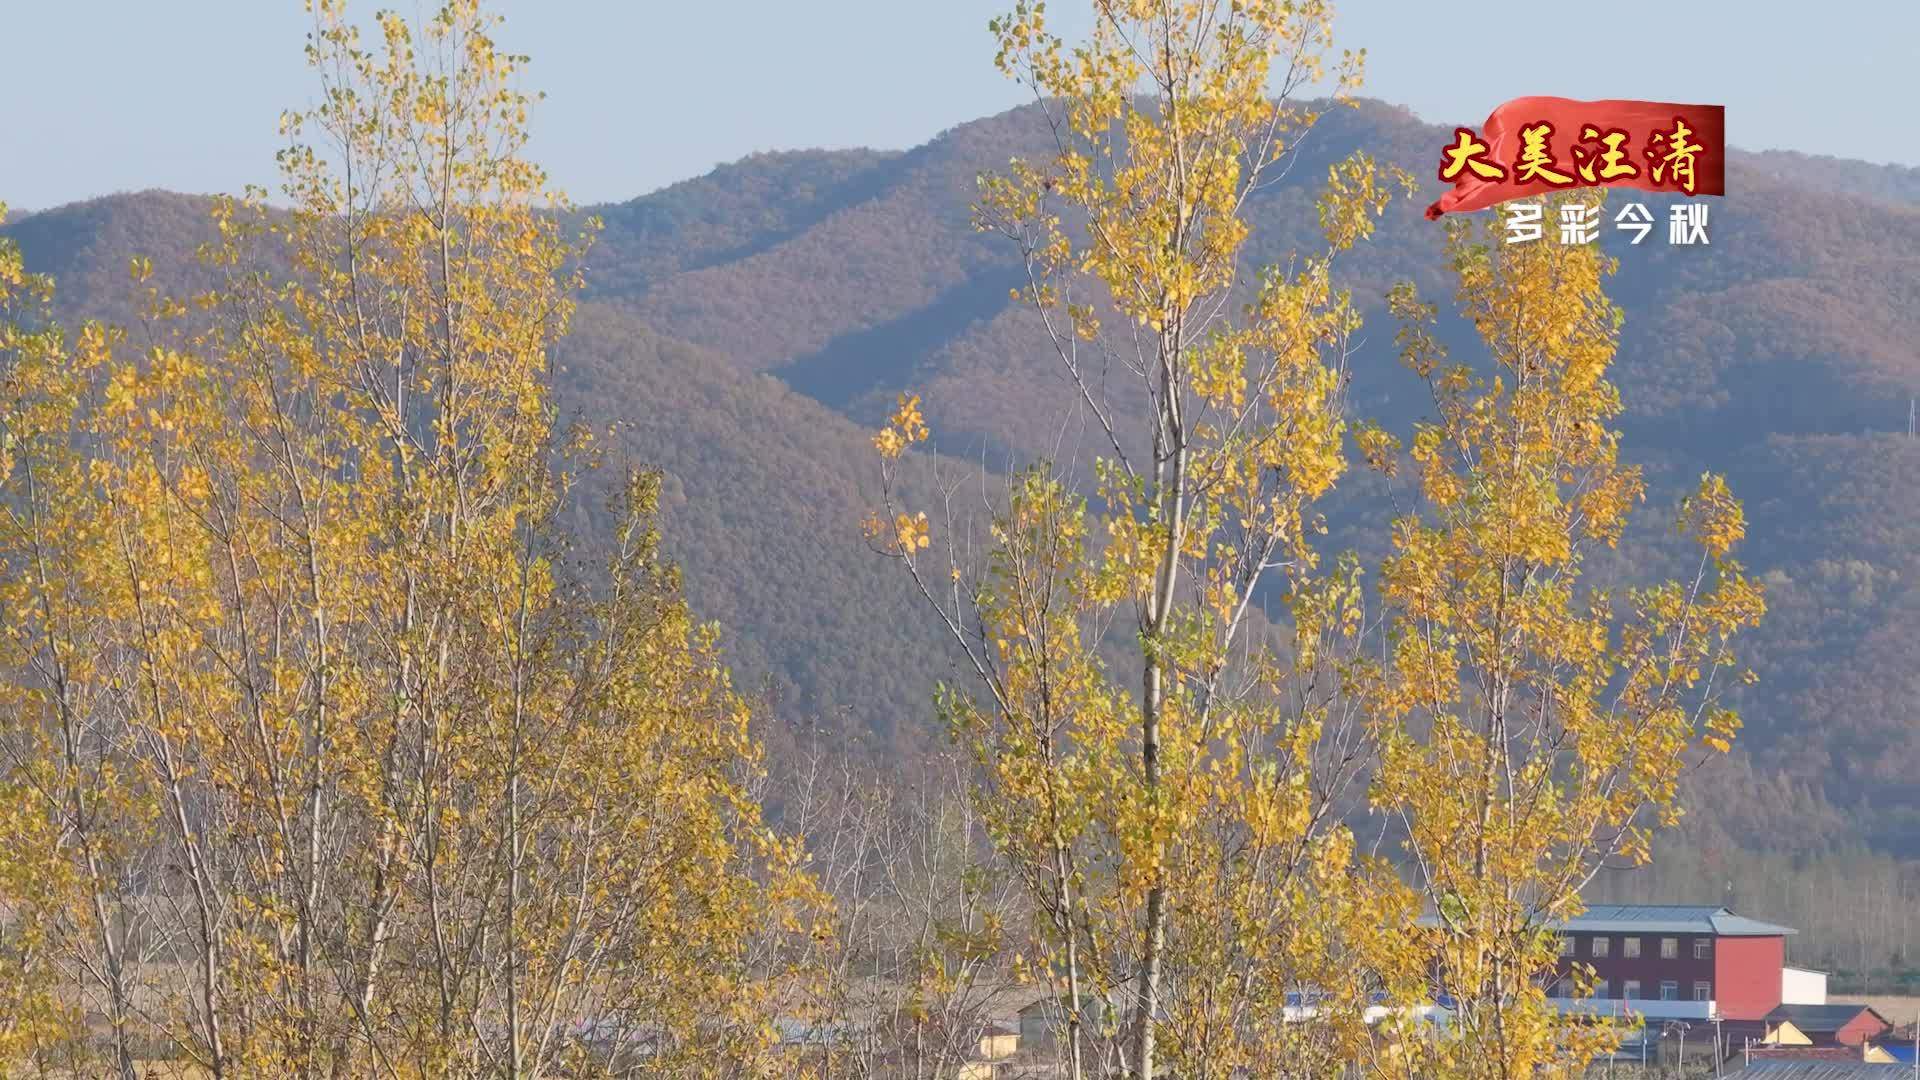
(1416, 904, 1797, 936)
(1556, 905, 1796, 936)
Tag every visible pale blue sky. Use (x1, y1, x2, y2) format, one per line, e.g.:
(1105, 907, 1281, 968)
(3, 1, 1914, 211)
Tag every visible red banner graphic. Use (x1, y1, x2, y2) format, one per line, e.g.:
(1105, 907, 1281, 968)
(1426, 97, 1726, 220)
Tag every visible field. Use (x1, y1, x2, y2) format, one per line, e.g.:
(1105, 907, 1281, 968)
(1834, 994, 1920, 1028)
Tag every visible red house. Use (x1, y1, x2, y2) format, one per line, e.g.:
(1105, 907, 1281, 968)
(1756, 1003, 1892, 1047)
(1548, 905, 1796, 1021)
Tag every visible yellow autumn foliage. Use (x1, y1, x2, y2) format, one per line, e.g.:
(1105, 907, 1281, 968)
(1367, 199, 1764, 1078)
(0, 5, 820, 1077)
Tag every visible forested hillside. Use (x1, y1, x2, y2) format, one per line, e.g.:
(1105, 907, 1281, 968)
(10, 97, 1920, 869)
(580, 101, 1920, 864)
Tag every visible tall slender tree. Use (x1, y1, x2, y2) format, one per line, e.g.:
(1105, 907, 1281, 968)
(0, 3, 817, 1076)
(1362, 197, 1765, 1077)
(873, 6, 1764, 1079)
(0, 205, 150, 1078)
(872, 2, 1424, 1076)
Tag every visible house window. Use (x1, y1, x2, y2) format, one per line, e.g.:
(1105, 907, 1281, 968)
(1591, 936, 1610, 958)
(1623, 937, 1641, 958)
(1623, 980, 1641, 999)
(1596, 979, 1610, 999)
(1559, 935, 1575, 957)
(1694, 939, 1712, 960)
(1660, 937, 1679, 960)
(1694, 981, 1712, 1001)
(1552, 977, 1572, 998)
(1660, 981, 1679, 1001)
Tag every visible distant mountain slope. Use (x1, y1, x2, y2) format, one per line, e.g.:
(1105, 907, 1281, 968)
(589, 108, 1062, 371)
(4, 189, 222, 325)
(565, 102, 1920, 851)
(582, 148, 902, 298)
(576, 102, 1920, 460)
(1, 200, 972, 755)
(1730, 148, 1920, 209)
(555, 305, 968, 749)
(10, 102, 1920, 850)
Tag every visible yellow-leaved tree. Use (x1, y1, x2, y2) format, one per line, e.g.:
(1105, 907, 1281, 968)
(1360, 198, 1766, 1077)
(871, 2, 1429, 1077)
(870, 3, 1767, 1078)
(0, 203, 99, 1071)
(0, 3, 816, 1077)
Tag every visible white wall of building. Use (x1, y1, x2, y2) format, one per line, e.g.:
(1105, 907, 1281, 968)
(1781, 966, 1827, 1005)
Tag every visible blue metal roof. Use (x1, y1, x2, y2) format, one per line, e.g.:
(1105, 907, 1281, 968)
(1415, 903, 1795, 936)
(1726, 1062, 1913, 1080)
(1559, 904, 1796, 936)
